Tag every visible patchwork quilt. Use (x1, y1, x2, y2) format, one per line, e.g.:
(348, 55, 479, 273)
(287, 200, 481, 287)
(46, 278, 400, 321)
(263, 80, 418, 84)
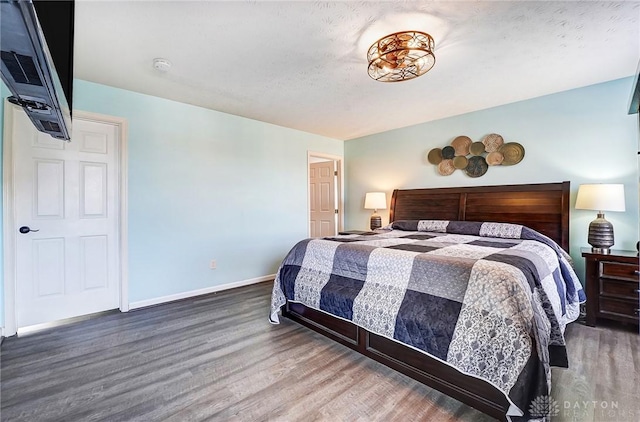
(270, 220, 584, 420)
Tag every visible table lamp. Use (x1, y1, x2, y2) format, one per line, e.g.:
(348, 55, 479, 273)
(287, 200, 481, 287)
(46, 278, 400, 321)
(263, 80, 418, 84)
(575, 184, 625, 252)
(364, 192, 386, 230)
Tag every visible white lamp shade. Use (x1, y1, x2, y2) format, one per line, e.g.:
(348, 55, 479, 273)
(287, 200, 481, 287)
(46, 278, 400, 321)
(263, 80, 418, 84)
(364, 192, 387, 210)
(575, 184, 625, 212)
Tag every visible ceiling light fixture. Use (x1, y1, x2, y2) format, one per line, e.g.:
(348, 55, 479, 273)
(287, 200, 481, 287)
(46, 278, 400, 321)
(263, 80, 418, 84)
(367, 31, 435, 82)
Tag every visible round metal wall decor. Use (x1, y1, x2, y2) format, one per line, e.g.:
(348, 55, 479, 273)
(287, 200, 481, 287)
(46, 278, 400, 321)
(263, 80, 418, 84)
(453, 156, 468, 169)
(499, 142, 525, 165)
(470, 142, 485, 155)
(441, 146, 455, 159)
(437, 159, 455, 176)
(427, 148, 443, 164)
(482, 133, 504, 152)
(427, 133, 525, 177)
(451, 136, 472, 156)
(465, 156, 488, 178)
(486, 151, 504, 166)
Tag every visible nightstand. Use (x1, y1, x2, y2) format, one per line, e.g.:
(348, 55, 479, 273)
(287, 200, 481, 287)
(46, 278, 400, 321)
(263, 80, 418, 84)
(581, 248, 639, 327)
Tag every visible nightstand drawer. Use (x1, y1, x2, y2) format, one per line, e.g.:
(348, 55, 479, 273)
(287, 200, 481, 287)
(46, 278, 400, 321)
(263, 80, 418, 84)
(600, 278, 640, 300)
(600, 261, 639, 281)
(582, 248, 639, 327)
(599, 296, 639, 321)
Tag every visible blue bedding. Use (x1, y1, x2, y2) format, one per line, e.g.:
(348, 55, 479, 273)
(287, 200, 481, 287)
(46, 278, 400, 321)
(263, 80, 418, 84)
(270, 221, 584, 420)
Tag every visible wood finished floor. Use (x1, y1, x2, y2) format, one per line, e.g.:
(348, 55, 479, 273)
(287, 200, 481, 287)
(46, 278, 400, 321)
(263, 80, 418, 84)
(1, 281, 638, 422)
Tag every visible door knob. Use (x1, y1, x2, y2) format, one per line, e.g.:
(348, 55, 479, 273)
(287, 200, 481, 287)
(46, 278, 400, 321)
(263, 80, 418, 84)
(18, 226, 39, 234)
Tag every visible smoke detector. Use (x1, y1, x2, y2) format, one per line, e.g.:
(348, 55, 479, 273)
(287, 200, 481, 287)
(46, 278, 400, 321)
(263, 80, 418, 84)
(153, 58, 171, 72)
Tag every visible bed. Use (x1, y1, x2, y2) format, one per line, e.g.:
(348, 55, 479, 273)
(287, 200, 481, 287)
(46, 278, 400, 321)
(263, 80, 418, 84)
(269, 182, 584, 421)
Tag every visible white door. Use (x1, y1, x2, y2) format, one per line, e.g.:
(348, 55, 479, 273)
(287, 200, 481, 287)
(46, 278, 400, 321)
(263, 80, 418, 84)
(309, 161, 336, 237)
(12, 110, 120, 328)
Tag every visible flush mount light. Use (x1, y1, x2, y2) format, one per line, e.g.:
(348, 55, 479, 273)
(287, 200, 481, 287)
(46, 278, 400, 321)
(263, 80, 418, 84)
(153, 58, 172, 72)
(367, 31, 435, 82)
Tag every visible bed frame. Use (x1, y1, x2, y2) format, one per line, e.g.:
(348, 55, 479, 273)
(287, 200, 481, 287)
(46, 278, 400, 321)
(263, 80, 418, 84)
(282, 182, 571, 421)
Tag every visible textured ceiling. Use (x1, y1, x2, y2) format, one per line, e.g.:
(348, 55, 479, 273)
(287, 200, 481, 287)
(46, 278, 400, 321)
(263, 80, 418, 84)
(73, 1, 640, 140)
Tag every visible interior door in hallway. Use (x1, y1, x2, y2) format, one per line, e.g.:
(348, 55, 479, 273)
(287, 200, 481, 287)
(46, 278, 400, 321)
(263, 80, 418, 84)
(12, 110, 120, 328)
(309, 160, 336, 237)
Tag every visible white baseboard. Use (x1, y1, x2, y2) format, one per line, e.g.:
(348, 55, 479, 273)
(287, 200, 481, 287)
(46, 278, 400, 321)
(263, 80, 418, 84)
(129, 274, 276, 310)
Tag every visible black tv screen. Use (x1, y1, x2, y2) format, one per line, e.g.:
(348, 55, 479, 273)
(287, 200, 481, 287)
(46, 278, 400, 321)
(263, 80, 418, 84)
(32, 0, 74, 114)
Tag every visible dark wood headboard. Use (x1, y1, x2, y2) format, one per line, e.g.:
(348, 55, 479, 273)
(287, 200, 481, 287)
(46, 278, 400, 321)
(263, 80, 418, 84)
(389, 182, 570, 251)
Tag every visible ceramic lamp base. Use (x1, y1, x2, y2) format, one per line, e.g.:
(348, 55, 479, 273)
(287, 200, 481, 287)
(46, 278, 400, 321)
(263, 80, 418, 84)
(587, 212, 614, 251)
(370, 213, 382, 230)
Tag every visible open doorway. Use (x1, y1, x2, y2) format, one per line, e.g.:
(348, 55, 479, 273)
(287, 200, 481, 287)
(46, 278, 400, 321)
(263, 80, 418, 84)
(308, 152, 343, 237)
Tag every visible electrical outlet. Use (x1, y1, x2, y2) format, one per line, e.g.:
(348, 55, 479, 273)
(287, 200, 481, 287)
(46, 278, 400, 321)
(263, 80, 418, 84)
(209, 260, 217, 269)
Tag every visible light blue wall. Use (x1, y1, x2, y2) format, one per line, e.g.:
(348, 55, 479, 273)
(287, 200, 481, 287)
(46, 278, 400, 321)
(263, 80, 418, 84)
(2, 80, 343, 308)
(2, 77, 637, 321)
(73, 80, 343, 302)
(345, 77, 639, 282)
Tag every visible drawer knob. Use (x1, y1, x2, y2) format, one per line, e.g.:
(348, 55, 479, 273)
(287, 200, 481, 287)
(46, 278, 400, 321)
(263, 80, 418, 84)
(635, 270, 640, 275)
